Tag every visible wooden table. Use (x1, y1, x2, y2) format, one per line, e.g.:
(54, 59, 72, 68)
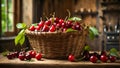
(0, 55, 120, 68)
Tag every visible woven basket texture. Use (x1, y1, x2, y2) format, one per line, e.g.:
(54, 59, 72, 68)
(25, 29, 87, 59)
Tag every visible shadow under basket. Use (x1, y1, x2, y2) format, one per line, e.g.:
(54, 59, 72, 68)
(25, 29, 87, 59)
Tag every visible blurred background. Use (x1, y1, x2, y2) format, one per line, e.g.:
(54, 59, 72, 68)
(0, 0, 120, 52)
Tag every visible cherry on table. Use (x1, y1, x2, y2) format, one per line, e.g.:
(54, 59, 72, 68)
(29, 50, 36, 58)
(25, 53, 31, 60)
(18, 52, 25, 61)
(7, 53, 13, 59)
(35, 53, 42, 60)
(100, 55, 108, 62)
(68, 54, 75, 62)
(90, 55, 98, 63)
(109, 56, 116, 62)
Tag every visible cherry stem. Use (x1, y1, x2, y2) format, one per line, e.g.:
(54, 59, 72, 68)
(51, 12, 55, 24)
(67, 9, 71, 19)
(64, 16, 68, 22)
(45, 16, 49, 20)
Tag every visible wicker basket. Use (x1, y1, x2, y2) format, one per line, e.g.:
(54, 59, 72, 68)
(25, 29, 87, 59)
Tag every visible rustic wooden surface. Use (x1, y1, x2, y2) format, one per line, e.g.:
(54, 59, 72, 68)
(0, 55, 120, 68)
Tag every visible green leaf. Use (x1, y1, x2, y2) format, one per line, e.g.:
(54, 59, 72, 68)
(15, 33, 22, 45)
(66, 28, 77, 32)
(110, 52, 118, 57)
(89, 30, 95, 40)
(109, 48, 119, 57)
(19, 35, 25, 46)
(18, 29, 25, 35)
(84, 45, 91, 51)
(68, 17, 82, 21)
(89, 26, 99, 40)
(15, 29, 25, 45)
(2, 50, 9, 56)
(89, 27, 99, 35)
(110, 48, 118, 53)
(16, 23, 27, 29)
(32, 23, 37, 26)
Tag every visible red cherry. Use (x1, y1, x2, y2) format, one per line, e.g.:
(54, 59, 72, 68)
(7, 53, 13, 59)
(30, 51, 36, 58)
(56, 23, 61, 28)
(35, 26, 41, 31)
(61, 22, 66, 28)
(68, 55, 75, 62)
(35, 53, 42, 60)
(59, 19, 64, 23)
(25, 53, 31, 60)
(109, 56, 116, 62)
(28, 50, 33, 54)
(74, 24, 82, 30)
(45, 20, 51, 26)
(49, 25, 56, 32)
(53, 23, 57, 26)
(42, 25, 49, 32)
(66, 21, 73, 28)
(100, 55, 108, 62)
(101, 51, 107, 56)
(38, 21, 44, 28)
(83, 53, 90, 61)
(92, 52, 100, 60)
(90, 55, 98, 63)
(11, 53, 16, 58)
(29, 25, 35, 31)
(54, 17, 59, 23)
(76, 22, 80, 25)
(14, 51, 19, 58)
(18, 52, 25, 61)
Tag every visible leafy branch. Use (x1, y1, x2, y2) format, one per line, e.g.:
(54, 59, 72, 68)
(15, 23, 27, 46)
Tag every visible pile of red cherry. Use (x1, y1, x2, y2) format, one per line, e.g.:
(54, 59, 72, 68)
(6, 50, 117, 63)
(29, 17, 82, 32)
(6, 50, 42, 61)
(68, 50, 117, 63)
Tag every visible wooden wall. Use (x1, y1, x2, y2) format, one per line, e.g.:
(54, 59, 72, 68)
(74, 0, 102, 51)
(22, 0, 33, 25)
(22, 0, 102, 51)
(32, 0, 74, 23)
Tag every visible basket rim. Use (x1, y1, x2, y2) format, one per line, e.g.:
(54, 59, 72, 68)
(25, 29, 83, 35)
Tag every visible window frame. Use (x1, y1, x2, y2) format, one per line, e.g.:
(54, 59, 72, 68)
(0, 0, 22, 37)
